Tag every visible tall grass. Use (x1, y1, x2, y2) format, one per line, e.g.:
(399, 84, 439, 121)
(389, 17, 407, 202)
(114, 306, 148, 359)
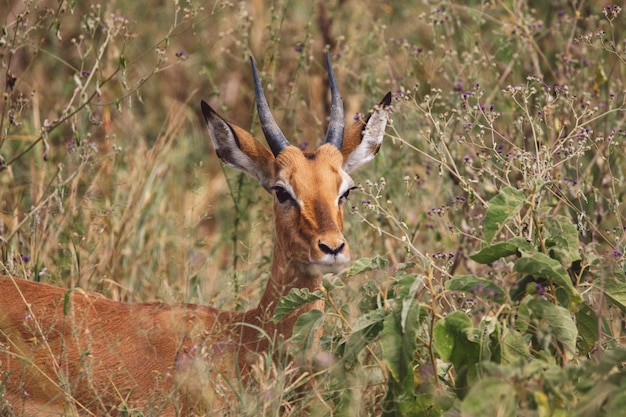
(1, 0, 626, 415)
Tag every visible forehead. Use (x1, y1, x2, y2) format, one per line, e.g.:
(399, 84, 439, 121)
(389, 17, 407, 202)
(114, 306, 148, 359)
(275, 145, 346, 188)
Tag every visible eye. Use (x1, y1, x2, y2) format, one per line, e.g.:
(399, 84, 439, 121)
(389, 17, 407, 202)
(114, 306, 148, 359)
(339, 186, 357, 203)
(273, 186, 293, 204)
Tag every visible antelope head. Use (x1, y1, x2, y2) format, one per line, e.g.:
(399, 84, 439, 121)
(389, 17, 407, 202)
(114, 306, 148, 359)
(201, 53, 391, 278)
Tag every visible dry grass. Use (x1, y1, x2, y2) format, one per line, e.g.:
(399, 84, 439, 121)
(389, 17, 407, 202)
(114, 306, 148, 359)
(2, 0, 626, 415)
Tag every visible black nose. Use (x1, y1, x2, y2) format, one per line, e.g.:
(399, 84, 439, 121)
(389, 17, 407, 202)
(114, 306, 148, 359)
(318, 241, 345, 256)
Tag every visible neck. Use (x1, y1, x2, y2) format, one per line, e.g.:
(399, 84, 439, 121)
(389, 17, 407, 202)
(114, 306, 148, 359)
(236, 240, 324, 353)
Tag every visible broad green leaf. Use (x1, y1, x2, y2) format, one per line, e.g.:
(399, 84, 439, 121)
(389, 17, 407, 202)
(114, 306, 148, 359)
(381, 313, 403, 381)
(340, 309, 387, 368)
(351, 308, 389, 333)
(381, 306, 419, 384)
(500, 328, 531, 363)
(399, 274, 424, 332)
(606, 389, 626, 417)
(273, 288, 323, 322)
(483, 187, 525, 244)
(460, 377, 517, 417)
(433, 311, 474, 362)
(291, 309, 324, 351)
(514, 252, 581, 307)
(433, 311, 476, 360)
(477, 317, 500, 362)
(543, 216, 581, 266)
(602, 274, 626, 313)
(592, 346, 626, 375)
(470, 237, 533, 264)
(525, 298, 577, 356)
(445, 275, 506, 303)
(576, 303, 598, 355)
(380, 302, 422, 386)
(433, 311, 481, 390)
(346, 255, 388, 277)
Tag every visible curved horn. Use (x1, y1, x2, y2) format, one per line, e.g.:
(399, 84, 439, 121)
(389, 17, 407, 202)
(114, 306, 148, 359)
(250, 56, 290, 157)
(324, 51, 345, 150)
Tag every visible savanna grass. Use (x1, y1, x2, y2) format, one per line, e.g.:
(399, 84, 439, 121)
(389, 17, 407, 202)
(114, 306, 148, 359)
(2, 0, 626, 415)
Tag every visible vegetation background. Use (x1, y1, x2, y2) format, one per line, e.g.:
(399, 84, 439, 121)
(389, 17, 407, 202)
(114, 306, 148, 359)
(1, 0, 625, 415)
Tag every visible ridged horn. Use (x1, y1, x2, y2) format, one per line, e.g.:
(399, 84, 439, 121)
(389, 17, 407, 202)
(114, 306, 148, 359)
(324, 51, 344, 150)
(250, 56, 290, 157)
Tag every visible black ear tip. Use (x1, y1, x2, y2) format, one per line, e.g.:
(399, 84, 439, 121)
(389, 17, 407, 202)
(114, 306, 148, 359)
(381, 92, 392, 107)
(200, 100, 213, 120)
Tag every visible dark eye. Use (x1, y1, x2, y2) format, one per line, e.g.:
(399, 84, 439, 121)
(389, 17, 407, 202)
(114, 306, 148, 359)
(273, 186, 293, 204)
(340, 186, 357, 203)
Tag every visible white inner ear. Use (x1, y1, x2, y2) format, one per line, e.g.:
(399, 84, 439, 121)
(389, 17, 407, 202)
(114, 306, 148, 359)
(342, 108, 389, 173)
(337, 175, 356, 204)
(207, 119, 268, 185)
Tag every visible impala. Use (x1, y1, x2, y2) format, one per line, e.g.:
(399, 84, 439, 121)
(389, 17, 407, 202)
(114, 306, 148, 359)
(0, 52, 391, 415)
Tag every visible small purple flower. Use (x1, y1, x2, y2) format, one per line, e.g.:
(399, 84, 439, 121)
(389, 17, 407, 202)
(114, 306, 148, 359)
(535, 282, 545, 296)
(487, 288, 500, 298)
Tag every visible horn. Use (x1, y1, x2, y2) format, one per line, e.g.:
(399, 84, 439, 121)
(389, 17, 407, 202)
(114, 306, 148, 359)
(250, 56, 290, 157)
(323, 51, 344, 150)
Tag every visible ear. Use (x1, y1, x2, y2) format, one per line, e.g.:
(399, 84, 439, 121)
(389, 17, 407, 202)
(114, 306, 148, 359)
(201, 100, 275, 190)
(341, 92, 392, 173)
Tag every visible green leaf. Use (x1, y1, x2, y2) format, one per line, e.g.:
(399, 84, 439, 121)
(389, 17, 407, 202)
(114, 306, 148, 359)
(525, 298, 578, 356)
(499, 327, 531, 363)
(351, 308, 389, 333)
(381, 313, 403, 381)
(445, 275, 506, 303)
(470, 237, 533, 264)
(576, 303, 598, 355)
(514, 252, 581, 307)
(433, 311, 481, 392)
(460, 377, 517, 417)
(291, 309, 324, 351)
(340, 309, 387, 368)
(483, 187, 525, 244)
(434, 311, 477, 362)
(543, 216, 581, 266)
(273, 288, 323, 322)
(399, 274, 423, 332)
(602, 274, 626, 313)
(346, 255, 388, 277)
(606, 388, 626, 417)
(381, 302, 421, 383)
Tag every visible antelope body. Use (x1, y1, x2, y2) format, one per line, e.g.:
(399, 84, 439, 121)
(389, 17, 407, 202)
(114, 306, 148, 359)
(0, 53, 391, 415)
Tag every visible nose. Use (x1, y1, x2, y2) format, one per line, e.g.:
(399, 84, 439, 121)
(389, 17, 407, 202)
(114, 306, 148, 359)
(318, 240, 345, 256)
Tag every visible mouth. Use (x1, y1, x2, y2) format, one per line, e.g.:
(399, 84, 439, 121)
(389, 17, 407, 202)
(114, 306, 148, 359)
(308, 253, 350, 275)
